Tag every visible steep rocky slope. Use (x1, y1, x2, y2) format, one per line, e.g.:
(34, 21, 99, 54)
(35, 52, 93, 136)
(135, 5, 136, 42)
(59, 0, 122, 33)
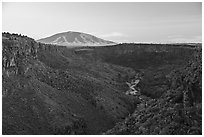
(2, 32, 138, 135)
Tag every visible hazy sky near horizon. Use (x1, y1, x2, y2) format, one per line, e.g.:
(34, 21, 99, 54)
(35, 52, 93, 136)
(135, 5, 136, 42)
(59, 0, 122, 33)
(2, 2, 202, 43)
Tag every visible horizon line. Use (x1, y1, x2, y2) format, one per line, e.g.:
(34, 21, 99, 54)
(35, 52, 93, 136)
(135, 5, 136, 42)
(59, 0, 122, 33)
(2, 31, 202, 44)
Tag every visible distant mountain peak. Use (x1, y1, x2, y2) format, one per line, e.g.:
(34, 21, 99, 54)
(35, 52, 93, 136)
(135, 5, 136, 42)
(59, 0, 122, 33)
(37, 31, 117, 46)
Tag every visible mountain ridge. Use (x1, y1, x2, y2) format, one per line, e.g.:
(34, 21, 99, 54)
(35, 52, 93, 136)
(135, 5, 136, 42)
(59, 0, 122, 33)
(37, 31, 117, 47)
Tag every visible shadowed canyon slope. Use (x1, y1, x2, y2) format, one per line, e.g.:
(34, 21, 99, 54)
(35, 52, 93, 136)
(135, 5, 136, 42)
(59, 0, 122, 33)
(2, 33, 137, 135)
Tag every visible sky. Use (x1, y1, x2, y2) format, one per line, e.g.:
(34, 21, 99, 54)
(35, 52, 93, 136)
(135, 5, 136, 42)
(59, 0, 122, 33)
(2, 2, 202, 43)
